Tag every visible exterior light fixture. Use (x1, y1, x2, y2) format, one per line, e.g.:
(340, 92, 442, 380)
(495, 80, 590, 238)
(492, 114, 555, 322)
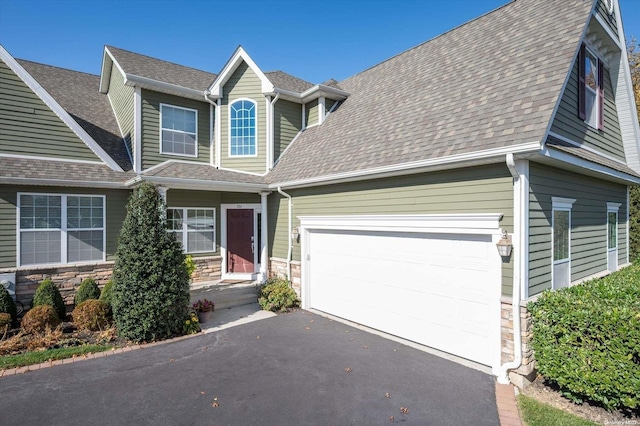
(496, 229, 513, 257)
(291, 227, 300, 242)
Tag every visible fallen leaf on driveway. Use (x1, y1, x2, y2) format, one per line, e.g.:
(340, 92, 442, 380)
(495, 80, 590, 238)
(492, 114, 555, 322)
(344, 367, 352, 373)
(389, 416, 394, 422)
(310, 320, 314, 323)
(212, 402, 219, 408)
(400, 407, 409, 414)
(345, 330, 349, 333)
(305, 327, 310, 330)
(202, 347, 208, 351)
(363, 345, 368, 349)
(200, 391, 205, 395)
(385, 393, 390, 398)
(169, 358, 175, 362)
(256, 336, 260, 339)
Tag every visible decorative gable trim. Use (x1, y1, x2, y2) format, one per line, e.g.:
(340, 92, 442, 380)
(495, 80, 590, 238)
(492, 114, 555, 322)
(0, 45, 124, 172)
(99, 46, 127, 94)
(206, 46, 273, 99)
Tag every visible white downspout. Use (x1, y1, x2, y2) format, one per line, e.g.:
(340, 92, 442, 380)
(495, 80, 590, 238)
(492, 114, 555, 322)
(203, 93, 220, 168)
(269, 93, 281, 169)
(277, 186, 292, 280)
(498, 152, 522, 384)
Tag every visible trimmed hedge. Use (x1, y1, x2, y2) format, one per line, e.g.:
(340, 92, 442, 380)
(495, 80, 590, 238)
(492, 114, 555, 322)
(74, 278, 100, 306)
(32, 279, 66, 320)
(258, 278, 299, 312)
(73, 300, 111, 331)
(21, 305, 61, 334)
(0, 286, 17, 322)
(528, 264, 640, 411)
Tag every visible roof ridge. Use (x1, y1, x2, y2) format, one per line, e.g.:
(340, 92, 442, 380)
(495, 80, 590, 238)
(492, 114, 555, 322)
(105, 45, 216, 77)
(15, 58, 100, 78)
(340, 0, 514, 84)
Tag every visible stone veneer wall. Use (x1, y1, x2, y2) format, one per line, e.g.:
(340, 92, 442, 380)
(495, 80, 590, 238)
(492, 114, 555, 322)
(6, 255, 222, 310)
(501, 299, 535, 388)
(269, 257, 301, 294)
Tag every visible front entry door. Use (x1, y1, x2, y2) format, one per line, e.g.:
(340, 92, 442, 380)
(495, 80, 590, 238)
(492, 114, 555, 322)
(227, 209, 254, 273)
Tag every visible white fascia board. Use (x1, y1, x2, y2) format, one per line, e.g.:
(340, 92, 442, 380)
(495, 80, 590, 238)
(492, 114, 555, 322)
(0, 177, 126, 189)
(99, 49, 113, 93)
(207, 46, 274, 99)
(0, 45, 124, 172)
(131, 176, 268, 193)
(272, 141, 541, 189)
(593, 13, 622, 50)
(125, 74, 205, 100)
(300, 84, 349, 102)
(540, 146, 640, 184)
(299, 213, 503, 235)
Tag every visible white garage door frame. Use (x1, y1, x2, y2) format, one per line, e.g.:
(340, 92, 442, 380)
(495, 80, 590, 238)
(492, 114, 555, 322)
(299, 213, 505, 375)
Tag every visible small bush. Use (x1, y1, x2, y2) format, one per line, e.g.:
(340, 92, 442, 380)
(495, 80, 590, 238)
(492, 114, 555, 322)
(99, 280, 114, 311)
(185, 255, 196, 277)
(21, 305, 61, 334)
(74, 278, 100, 306)
(529, 264, 640, 411)
(32, 279, 66, 320)
(73, 300, 111, 331)
(0, 286, 17, 322)
(258, 278, 299, 312)
(0, 313, 11, 328)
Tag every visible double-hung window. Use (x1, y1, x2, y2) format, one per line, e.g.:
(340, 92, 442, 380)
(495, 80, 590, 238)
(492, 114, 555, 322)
(167, 208, 216, 253)
(160, 104, 197, 157)
(18, 194, 105, 266)
(552, 197, 575, 289)
(578, 44, 604, 130)
(229, 99, 256, 156)
(607, 202, 621, 271)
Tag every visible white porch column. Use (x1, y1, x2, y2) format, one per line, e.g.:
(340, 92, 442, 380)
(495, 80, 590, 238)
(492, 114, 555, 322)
(157, 186, 168, 202)
(260, 192, 269, 280)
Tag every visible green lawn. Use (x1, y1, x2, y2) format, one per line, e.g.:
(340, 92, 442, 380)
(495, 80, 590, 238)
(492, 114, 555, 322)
(517, 395, 599, 426)
(0, 344, 114, 370)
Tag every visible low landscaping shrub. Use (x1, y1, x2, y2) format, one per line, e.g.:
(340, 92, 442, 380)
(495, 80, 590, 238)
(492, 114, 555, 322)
(0, 285, 17, 322)
(21, 305, 61, 334)
(74, 278, 100, 306)
(0, 313, 11, 330)
(99, 280, 114, 311)
(73, 299, 111, 331)
(258, 278, 299, 312)
(528, 264, 640, 411)
(32, 279, 66, 320)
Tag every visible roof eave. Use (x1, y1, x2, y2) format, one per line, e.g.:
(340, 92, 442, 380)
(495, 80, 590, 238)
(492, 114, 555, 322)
(0, 177, 127, 189)
(124, 74, 206, 100)
(127, 175, 269, 193)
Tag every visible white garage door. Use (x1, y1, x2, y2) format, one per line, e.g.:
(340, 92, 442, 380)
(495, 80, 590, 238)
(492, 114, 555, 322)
(306, 227, 500, 367)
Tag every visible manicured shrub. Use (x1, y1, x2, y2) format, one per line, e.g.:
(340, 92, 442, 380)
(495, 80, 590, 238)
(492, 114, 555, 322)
(73, 300, 111, 331)
(0, 286, 17, 322)
(258, 278, 299, 312)
(630, 186, 640, 262)
(32, 279, 66, 320)
(529, 264, 640, 411)
(112, 181, 190, 342)
(74, 278, 100, 306)
(99, 280, 114, 311)
(21, 305, 61, 334)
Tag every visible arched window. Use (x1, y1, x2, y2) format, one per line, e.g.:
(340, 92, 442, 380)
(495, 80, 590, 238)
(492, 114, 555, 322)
(230, 100, 256, 156)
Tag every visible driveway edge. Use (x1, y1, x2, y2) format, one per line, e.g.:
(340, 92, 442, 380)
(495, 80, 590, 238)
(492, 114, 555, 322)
(495, 382, 523, 426)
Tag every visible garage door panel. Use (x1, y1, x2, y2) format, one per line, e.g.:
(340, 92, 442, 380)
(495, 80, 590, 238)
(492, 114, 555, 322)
(308, 229, 499, 366)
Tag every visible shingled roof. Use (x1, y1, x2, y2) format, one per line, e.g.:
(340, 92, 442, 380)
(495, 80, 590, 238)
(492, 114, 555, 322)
(265, 71, 314, 93)
(268, 0, 594, 183)
(0, 157, 132, 185)
(17, 59, 132, 171)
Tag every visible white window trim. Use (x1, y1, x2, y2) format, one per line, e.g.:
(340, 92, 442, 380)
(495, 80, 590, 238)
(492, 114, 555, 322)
(607, 202, 621, 251)
(583, 46, 600, 130)
(16, 193, 106, 267)
(167, 207, 216, 254)
(228, 98, 258, 158)
(551, 197, 575, 289)
(159, 103, 199, 158)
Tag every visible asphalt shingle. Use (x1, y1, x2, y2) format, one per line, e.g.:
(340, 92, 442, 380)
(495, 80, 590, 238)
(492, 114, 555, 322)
(0, 157, 132, 184)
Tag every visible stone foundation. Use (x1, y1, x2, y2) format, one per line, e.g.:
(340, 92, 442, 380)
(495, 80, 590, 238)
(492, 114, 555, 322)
(269, 257, 301, 295)
(190, 256, 222, 283)
(501, 298, 535, 388)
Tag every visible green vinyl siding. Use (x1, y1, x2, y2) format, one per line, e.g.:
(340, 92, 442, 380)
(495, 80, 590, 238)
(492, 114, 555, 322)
(268, 165, 514, 296)
(219, 61, 266, 174)
(550, 56, 624, 160)
(596, 0, 618, 38)
(305, 99, 319, 128)
(140, 89, 211, 170)
(0, 60, 101, 162)
(166, 190, 221, 256)
(107, 65, 134, 161)
(528, 163, 627, 296)
(0, 186, 129, 268)
(274, 99, 302, 163)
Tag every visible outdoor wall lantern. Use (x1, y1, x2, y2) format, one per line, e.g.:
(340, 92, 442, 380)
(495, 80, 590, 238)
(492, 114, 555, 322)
(496, 229, 513, 257)
(291, 227, 300, 242)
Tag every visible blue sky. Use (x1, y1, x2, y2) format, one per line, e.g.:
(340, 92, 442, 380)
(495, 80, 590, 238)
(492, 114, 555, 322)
(0, 0, 638, 84)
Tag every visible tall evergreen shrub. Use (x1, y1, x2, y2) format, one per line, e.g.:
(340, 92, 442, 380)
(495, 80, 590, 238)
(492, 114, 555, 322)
(112, 181, 190, 342)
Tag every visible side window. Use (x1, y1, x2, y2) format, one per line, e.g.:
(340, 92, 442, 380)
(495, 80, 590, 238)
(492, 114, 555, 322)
(607, 202, 621, 271)
(160, 104, 197, 157)
(552, 197, 575, 289)
(229, 100, 256, 157)
(578, 44, 604, 130)
(167, 208, 216, 253)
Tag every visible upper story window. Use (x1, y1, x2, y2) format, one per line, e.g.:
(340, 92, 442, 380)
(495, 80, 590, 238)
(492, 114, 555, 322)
(160, 104, 197, 157)
(578, 44, 604, 130)
(230, 99, 256, 157)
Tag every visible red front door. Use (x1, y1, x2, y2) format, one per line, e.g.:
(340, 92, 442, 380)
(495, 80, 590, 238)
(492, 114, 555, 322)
(227, 209, 254, 273)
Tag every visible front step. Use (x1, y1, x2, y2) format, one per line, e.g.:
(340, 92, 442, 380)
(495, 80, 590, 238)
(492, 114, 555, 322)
(190, 282, 260, 310)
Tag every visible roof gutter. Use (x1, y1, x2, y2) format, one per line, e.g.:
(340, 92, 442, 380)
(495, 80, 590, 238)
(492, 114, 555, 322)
(125, 175, 268, 193)
(125, 74, 205, 100)
(271, 84, 350, 103)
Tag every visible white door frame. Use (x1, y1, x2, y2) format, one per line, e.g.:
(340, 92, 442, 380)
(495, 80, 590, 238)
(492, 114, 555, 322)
(221, 203, 262, 281)
(298, 213, 505, 375)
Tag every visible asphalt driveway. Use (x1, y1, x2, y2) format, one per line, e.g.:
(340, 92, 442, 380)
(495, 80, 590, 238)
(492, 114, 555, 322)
(0, 310, 499, 425)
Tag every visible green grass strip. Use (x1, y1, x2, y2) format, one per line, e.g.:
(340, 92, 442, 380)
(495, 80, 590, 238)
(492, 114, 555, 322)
(0, 344, 115, 370)
(517, 395, 599, 426)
